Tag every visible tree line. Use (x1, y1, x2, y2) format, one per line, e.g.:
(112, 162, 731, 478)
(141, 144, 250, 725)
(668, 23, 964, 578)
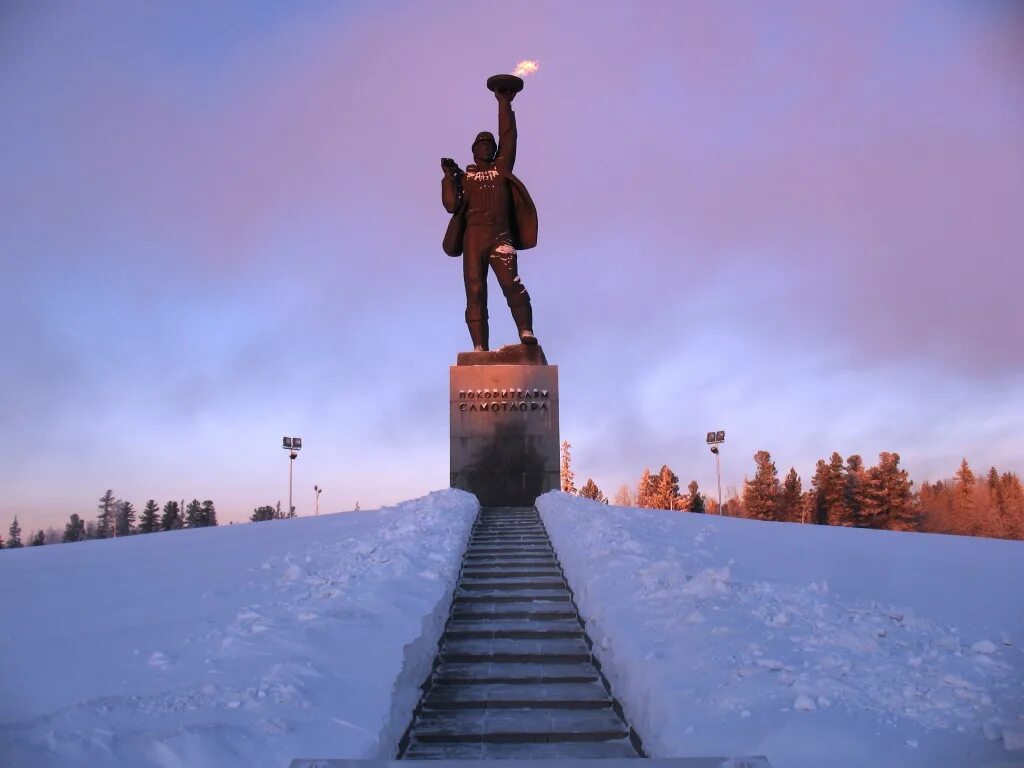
(562, 442, 1024, 540)
(0, 490, 308, 551)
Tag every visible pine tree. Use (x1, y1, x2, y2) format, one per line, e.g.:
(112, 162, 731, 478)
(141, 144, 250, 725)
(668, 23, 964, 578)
(63, 513, 86, 543)
(810, 453, 849, 525)
(778, 468, 802, 522)
(200, 500, 218, 527)
(686, 480, 706, 513)
(635, 468, 657, 508)
(30, 530, 46, 546)
(138, 500, 160, 534)
(1000, 472, 1024, 540)
(97, 489, 116, 538)
(560, 441, 577, 494)
(651, 465, 681, 509)
(743, 451, 780, 521)
(844, 455, 875, 526)
(870, 452, 917, 531)
(579, 478, 606, 502)
(184, 499, 203, 528)
(116, 500, 136, 537)
(7, 517, 23, 548)
(160, 500, 181, 531)
(612, 484, 633, 507)
(0, 529, 4, 548)
(953, 458, 979, 534)
(251, 505, 276, 522)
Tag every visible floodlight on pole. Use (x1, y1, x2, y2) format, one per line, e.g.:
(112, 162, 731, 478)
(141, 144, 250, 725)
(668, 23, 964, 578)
(706, 430, 726, 514)
(314, 485, 322, 517)
(283, 436, 302, 517)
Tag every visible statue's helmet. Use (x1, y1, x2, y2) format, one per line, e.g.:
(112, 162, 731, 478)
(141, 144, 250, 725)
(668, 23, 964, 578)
(472, 131, 497, 160)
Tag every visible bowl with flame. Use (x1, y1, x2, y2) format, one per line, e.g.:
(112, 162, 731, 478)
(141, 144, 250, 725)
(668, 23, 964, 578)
(486, 74, 525, 95)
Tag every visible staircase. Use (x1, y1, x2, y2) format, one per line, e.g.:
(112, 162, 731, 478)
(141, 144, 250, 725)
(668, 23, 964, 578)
(398, 506, 644, 759)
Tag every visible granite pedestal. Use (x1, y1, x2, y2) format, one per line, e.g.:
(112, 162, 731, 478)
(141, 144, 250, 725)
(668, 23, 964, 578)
(450, 345, 559, 507)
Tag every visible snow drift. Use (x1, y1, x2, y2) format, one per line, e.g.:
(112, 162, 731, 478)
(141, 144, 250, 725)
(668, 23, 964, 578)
(538, 491, 1024, 768)
(0, 489, 477, 768)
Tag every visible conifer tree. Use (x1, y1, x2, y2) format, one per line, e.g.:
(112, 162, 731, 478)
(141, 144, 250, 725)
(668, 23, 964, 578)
(7, 517, 23, 548)
(870, 452, 916, 531)
(63, 513, 86, 543)
(612, 484, 633, 506)
(30, 530, 45, 546)
(184, 499, 203, 528)
(635, 468, 655, 508)
(96, 489, 116, 538)
(1000, 472, 1024, 540)
(138, 500, 160, 534)
(810, 453, 849, 525)
(953, 458, 979, 533)
(778, 468, 803, 522)
(251, 505, 276, 522)
(579, 478, 606, 502)
(200, 500, 218, 527)
(687, 480, 706, 513)
(560, 441, 577, 494)
(743, 451, 780, 521)
(844, 455, 874, 526)
(160, 500, 181, 531)
(0, 529, 4, 548)
(652, 465, 681, 509)
(116, 500, 136, 537)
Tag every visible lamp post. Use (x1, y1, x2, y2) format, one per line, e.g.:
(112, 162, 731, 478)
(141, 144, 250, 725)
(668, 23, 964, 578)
(314, 484, 322, 516)
(706, 430, 725, 514)
(282, 436, 302, 516)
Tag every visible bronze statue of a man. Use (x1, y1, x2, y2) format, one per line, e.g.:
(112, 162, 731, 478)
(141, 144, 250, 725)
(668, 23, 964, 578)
(441, 82, 538, 352)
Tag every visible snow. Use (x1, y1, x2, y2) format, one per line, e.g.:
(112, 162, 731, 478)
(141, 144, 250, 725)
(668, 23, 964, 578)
(0, 489, 477, 768)
(538, 492, 1024, 768)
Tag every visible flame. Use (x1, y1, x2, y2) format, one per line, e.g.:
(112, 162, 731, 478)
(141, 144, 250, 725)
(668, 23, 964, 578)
(513, 60, 540, 78)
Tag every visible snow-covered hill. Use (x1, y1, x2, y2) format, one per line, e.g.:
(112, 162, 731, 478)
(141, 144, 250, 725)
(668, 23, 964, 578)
(0, 490, 477, 768)
(538, 492, 1024, 768)
(4, 488, 1021, 768)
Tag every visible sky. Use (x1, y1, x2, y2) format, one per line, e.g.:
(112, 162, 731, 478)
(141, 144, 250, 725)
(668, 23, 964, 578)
(2, 0, 1022, 532)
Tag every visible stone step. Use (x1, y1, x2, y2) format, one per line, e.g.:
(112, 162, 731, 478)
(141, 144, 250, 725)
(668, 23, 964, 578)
(446, 618, 583, 639)
(464, 557, 558, 566)
(433, 660, 600, 685)
(441, 637, 591, 663)
(451, 603, 578, 620)
(461, 569, 562, 579)
(454, 590, 571, 603)
(410, 706, 629, 743)
(422, 681, 610, 710)
(402, 737, 641, 759)
(464, 554, 557, 563)
(470, 536, 549, 543)
(466, 547, 554, 556)
(459, 577, 566, 591)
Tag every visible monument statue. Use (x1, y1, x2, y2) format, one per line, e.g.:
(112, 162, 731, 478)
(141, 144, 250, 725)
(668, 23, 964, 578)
(441, 74, 539, 352)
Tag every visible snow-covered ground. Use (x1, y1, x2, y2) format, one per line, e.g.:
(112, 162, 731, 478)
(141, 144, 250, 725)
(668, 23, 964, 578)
(0, 489, 477, 768)
(538, 492, 1024, 768)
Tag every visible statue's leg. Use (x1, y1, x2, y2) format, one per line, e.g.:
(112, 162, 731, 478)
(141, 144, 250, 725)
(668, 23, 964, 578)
(463, 229, 489, 351)
(489, 237, 536, 345)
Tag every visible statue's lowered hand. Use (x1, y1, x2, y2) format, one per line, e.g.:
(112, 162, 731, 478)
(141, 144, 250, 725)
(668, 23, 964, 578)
(441, 157, 459, 174)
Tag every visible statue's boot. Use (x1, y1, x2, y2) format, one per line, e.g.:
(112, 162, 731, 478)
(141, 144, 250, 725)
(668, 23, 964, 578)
(511, 303, 538, 345)
(467, 319, 489, 352)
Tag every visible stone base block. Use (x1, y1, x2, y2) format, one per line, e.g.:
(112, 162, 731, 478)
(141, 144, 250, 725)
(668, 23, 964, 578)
(450, 357, 559, 507)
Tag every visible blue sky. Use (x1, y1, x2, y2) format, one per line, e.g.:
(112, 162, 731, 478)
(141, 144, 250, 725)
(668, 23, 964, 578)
(2, 1, 1022, 531)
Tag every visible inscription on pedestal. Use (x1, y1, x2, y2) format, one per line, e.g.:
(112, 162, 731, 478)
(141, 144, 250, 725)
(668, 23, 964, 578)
(450, 362, 559, 507)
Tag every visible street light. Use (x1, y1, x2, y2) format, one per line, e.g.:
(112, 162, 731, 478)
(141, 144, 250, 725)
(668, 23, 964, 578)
(314, 484, 322, 516)
(283, 436, 302, 516)
(706, 430, 725, 515)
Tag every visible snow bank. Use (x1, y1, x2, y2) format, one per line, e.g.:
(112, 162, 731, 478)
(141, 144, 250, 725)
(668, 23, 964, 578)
(0, 489, 477, 768)
(538, 492, 1024, 768)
